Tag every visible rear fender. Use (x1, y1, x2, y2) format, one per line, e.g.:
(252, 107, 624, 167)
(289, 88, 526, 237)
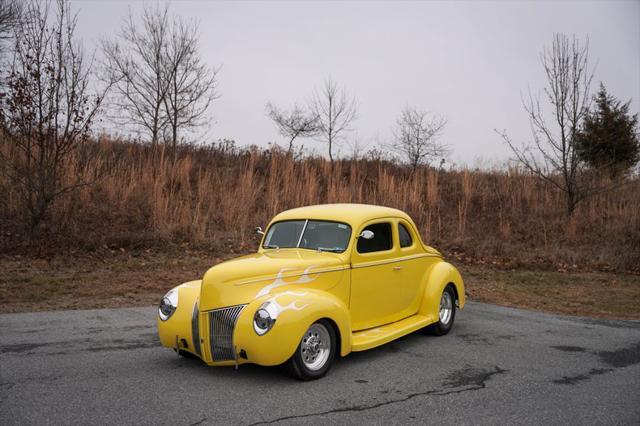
(418, 262, 465, 322)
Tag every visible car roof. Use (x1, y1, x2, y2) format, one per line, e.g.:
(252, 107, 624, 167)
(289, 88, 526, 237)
(271, 203, 413, 227)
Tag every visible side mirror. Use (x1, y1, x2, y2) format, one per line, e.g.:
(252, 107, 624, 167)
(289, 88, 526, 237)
(255, 226, 265, 236)
(359, 230, 374, 240)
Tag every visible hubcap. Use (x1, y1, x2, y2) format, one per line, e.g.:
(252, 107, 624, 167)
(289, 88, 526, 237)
(300, 323, 331, 371)
(439, 291, 453, 325)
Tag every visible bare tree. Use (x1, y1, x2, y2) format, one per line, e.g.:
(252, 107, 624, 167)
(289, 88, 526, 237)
(162, 16, 218, 152)
(0, 0, 21, 39)
(0, 0, 22, 57)
(310, 77, 357, 162)
(101, 6, 171, 147)
(266, 102, 318, 152)
(388, 105, 448, 171)
(101, 4, 217, 150)
(497, 33, 594, 216)
(0, 0, 109, 235)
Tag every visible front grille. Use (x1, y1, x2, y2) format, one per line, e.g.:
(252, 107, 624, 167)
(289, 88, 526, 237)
(208, 305, 246, 361)
(191, 302, 201, 356)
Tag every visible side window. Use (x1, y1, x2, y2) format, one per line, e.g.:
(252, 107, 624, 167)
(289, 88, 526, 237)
(357, 223, 393, 253)
(398, 223, 413, 248)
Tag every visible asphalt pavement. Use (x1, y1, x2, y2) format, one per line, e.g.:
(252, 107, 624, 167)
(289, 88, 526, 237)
(1, 302, 639, 425)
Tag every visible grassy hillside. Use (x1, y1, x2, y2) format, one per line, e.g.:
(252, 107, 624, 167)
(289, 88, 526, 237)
(1, 137, 638, 272)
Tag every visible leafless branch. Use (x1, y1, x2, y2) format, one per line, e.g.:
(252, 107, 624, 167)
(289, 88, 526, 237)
(161, 15, 218, 152)
(266, 102, 318, 152)
(310, 76, 357, 162)
(0, 0, 21, 39)
(100, 4, 217, 151)
(386, 105, 448, 171)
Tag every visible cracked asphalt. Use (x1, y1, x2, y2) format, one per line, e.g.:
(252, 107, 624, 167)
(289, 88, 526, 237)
(1, 302, 639, 425)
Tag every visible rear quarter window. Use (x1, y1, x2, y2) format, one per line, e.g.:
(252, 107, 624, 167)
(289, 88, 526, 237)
(398, 223, 413, 248)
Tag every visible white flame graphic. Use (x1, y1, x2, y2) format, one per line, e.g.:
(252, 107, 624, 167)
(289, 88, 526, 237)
(295, 266, 320, 283)
(255, 266, 319, 298)
(266, 291, 310, 315)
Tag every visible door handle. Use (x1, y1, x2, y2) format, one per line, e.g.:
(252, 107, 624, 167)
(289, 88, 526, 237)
(392, 266, 402, 271)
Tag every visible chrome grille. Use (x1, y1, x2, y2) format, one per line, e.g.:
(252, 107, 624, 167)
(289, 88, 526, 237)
(191, 302, 201, 357)
(208, 305, 246, 361)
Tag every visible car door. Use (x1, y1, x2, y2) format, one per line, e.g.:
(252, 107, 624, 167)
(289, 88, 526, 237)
(393, 219, 437, 315)
(350, 220, 406, 331)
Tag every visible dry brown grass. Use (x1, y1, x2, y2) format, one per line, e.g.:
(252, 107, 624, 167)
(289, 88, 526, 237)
(1, 137, 639, 272)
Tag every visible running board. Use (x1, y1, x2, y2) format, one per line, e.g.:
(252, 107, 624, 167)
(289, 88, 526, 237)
(351, 314, 435, 352)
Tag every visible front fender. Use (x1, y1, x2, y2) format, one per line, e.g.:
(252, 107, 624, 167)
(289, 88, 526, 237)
(418, 262, 465, 322)
(234, 289, 351, 366)
(157, 280, 201, 352)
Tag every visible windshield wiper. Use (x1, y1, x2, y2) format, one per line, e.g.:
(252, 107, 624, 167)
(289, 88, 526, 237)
(264, 244, 280, 249)
(316, 247, 342, 253)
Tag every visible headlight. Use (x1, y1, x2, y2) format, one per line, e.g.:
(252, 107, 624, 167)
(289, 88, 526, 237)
(253, 304, 276, 335)
(158, 289, 178, 321)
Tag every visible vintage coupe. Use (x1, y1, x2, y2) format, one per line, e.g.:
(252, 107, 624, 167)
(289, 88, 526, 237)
(158, 204, 465, 380)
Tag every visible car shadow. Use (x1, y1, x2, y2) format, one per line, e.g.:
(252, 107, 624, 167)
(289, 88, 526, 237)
(152, 324, 470, 383)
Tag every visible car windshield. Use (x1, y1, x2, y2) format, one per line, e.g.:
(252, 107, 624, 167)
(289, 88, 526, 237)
(263, 220, 352, 253)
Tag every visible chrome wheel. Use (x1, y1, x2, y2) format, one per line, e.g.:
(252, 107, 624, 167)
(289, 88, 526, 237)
(300, 323, 331, 371)
(439, 290, 453, 325)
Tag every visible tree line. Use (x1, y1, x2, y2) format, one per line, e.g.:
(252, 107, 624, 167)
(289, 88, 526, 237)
(0, 0, 638, 238)
(267, 77, 448, 170)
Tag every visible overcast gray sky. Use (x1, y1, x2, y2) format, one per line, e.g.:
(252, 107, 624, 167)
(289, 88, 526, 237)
(73, 0, 640, 166)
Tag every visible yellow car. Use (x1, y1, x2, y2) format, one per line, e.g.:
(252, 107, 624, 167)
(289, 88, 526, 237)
(157, 204, 465, 380)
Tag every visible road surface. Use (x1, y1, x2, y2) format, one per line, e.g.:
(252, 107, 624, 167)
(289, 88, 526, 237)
(1, 302, 639, 425)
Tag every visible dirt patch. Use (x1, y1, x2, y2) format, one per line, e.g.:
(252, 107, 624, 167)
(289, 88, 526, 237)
(0, 251, 229, 313)
(1, 252, 639, 319)
(460, 265, 640, 320)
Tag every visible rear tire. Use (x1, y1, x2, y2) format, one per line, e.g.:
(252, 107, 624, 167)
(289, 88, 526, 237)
(428, 285, 456, 336)
(286, 320, 336, 381)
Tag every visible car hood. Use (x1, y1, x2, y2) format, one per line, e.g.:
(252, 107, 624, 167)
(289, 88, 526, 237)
(199, 249, 348, 311)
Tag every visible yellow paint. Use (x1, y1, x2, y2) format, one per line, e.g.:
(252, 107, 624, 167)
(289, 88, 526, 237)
(158, 203, 465, 366)
(156, 280, 201, 351)
(351, 314, 433, 351)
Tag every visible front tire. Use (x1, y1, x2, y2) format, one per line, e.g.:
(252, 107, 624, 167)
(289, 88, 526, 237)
(287, 321, 336, 380)
(428, 285, 456, 336)
(177, 349, 199, 359)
